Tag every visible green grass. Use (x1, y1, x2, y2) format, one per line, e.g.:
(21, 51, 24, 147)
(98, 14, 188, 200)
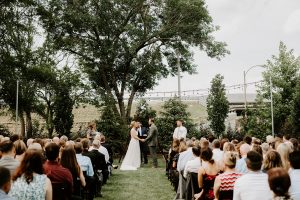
(96, 158, 176, 200)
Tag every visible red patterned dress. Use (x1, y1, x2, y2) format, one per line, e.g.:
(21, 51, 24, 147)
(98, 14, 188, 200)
(219, 172, 242, 200)
(202, 173, 218, 200)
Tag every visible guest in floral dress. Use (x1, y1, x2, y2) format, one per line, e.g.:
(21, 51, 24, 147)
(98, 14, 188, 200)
(9, 149, 52, 200)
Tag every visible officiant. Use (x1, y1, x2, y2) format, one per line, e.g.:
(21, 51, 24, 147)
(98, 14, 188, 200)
(137, 122, 148, 164)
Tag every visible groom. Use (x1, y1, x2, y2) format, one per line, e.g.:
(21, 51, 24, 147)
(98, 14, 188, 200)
(143, 118, 158, 168)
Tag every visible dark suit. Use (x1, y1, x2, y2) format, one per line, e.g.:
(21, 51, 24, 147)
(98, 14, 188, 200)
(145, 123, 158, 167)
(138, 127, 148, 164)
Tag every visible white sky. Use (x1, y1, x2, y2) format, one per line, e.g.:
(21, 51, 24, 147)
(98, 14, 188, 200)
(152, 0, 300, 94)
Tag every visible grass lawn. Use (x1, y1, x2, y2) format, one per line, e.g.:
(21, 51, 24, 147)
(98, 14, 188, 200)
(96, 158, 176, 200)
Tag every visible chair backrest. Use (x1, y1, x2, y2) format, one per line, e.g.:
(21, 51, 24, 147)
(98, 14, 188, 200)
(52, 182, 71, 200)
(190, 172, 201, 194)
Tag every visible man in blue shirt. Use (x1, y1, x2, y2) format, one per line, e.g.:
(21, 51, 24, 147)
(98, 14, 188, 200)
(74, 142, 94, 177)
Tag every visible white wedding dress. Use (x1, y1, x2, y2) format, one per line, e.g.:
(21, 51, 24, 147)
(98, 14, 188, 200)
(120, 128, 141, 170)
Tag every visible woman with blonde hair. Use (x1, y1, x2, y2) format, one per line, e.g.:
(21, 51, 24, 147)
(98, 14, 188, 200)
(120, 121, 143, 170)
(262, 150, 283, 172)
(277, 143, 292, 171)
(214, 151, 242, 200)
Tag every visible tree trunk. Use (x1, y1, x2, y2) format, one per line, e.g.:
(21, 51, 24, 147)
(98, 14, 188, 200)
(19, 113, 25, 138)
(126, 90, 136, 120)
(25, 111, 33, 139)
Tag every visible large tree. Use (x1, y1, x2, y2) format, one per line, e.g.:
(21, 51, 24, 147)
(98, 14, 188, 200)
(258, 42, 300, 134)
(206, 74, 229, 137)
(36, 0, 229, 124)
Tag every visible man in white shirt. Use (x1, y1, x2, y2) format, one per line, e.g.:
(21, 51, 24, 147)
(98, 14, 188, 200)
(183, 146, 201, 178)
(173, 120, 187, 141)
(177, 140, 194, 172)
(212, 139, 223, 164)
(236, 143, 251, 174)
(289, 150, 300, 200)
(233, 151, 272, 200)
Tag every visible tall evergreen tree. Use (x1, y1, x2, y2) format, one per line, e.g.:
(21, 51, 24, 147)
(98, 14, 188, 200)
(206, 74, 229, 137)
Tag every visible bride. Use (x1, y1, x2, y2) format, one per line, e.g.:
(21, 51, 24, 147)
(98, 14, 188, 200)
(120, 121, 143, 171)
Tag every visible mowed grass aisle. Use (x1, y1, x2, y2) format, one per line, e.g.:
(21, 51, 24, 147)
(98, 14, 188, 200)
(96, 158, 176, 200)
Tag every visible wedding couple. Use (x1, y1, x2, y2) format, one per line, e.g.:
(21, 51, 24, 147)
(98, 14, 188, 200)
(120, 118, 158, 170)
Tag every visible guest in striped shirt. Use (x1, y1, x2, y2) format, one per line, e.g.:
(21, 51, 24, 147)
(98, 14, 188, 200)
(214, 151, 242, 200)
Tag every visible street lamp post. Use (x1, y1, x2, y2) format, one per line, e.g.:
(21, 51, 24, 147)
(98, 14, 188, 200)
(243, 65, 274, 137)
(16, 80, 19, 135)
(176, 50, 181, 101)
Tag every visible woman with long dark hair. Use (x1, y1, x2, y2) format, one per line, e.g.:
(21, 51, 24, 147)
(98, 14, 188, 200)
(60, 145, 86, 194)
(9, 149, 52, 200)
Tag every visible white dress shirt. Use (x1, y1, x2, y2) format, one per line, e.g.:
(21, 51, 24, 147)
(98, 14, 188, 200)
(183, 157, 201, 178)
(233, 171, 272, 200)
(289, 169, 300, 200)
(177, 148, 193, 172)
(212, 148, 224, 163)
(173, 126, 187, 140)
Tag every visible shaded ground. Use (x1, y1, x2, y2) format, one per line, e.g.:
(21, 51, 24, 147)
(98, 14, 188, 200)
(96, 158, 175, 200)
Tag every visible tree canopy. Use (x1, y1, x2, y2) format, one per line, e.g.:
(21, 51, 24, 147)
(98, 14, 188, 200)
(36, 0, 229, 123)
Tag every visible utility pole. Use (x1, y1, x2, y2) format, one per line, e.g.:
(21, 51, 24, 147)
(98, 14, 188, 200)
(176, 50, 181, 101)
(16, 80, 19, 135)
(243, 70, 247, 115)
(269, 71, 275, 137)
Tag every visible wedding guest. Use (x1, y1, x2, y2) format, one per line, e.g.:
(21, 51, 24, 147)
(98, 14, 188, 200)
(173, 119, 187, 141)
(0, 166, 14, 200)
(13, 140, 27, 163)
(44, 143, 73, 199)
(262, 150, 283, 173)
(183, 146, 201, 178)
(10, 150, 52, 200)
(223, 142, 235, 152)
(177, 140, 194, 172)
(60, 145, 86, 194)
(236, 143, 250, 174)
(26, 138, 34, 147)
(233, 151, 272, 200)
(100, 135, 114, 164)
(197, 148, 219, 200)
(52, 137, 60, 145)
(212, 139, 224, 163)
(268, 168, 292, 200)
(277, 143, 291, 171)
(214, 151, 242, 200)
(289, 138, 299, 151)
(0, 141, 19, 175)
(93, 134, 109, 163)
(289, 150, 300, 200)
(74, 142, 94, 177)
(251, 144, 263, 156)
(261, 143, 270, 158)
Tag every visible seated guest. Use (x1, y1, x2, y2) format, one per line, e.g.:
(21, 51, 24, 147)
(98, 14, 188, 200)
(44, 143, 73, 199)
(277, 143, 292, 171)
(233, 151, 272, 200)
(0, 141, 19, 175)
(183, 146, 201, 178)
(93, 135, 110, 163)
(13, 140, 27, 162)
(289, 150, 300, 200)
(0, 166, 15, 200)
(26, 138, 34, 147)
(268, 167, 292, 200)
(100, 135, 113, 164)
(236, 143, 250, 174)
(88, 140, 109, 184)
(212, 139, 224, 164)
(196, 147, 219, 200)
(52, 137, 60, 145)
(74, 142, 94, 177)
(223, 142, 236, 153)
(60, 145, 86, 195)
(177, 140, 194, 172)
(10, 150, 52, 200)
(262, 150, 283, 173)
(214, 151, 242, 200)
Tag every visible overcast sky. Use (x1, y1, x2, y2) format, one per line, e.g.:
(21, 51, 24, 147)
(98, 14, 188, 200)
(152, 0, 300, 94)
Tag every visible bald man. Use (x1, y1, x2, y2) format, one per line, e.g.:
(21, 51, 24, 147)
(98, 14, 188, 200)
(236, 143, 251, 174)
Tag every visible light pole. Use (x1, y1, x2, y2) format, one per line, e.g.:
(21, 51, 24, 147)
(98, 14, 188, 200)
(16, 80, 19, 135)
(243, 65, 274, 137)
(176, 50, 181, 101)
